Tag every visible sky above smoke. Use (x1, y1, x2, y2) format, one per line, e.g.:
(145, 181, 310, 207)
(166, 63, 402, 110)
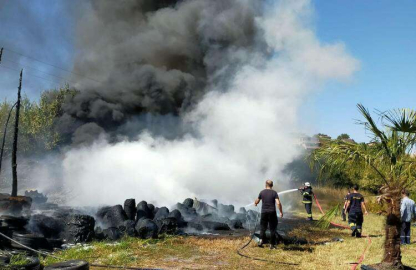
(61, 0, 358, 207)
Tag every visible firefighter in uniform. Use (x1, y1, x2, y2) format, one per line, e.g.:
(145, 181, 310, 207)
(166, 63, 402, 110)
(344, 184, 368, 237)
(299, 182, 313, 221)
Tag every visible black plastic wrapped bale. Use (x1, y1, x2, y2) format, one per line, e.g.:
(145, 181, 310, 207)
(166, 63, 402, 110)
(201, 221, 231, 231)
(103, 205, 128, 228)
(136, 201, 152, 221)
(211, 199, 218, 208)
(183, 198, 194, 208)
(156, 217, 178, 235)
(46, 238, 63, 250)
(153, 207, 159, 217)
(194, 201, 216, 216)
(52, 208, 80, 220)
(218, 204, 235, 217)
(94, 227, 105, 241)
(44, 260, 89, 270)
(153, 207, 169, 221)
(29, 214, 64, 239)
(186, 222, 203, 231)
(198, 213, 230, 224)
(168, 209, 186, 227)
(11, 232, 49, 250)
(102, 227, 122, 241)
(63, 215, 95, 244)
(147, 204, 155, 219)
(232, 213, 247, 223)
(135, 218, 158, 239)
(0, 215, 28, 230)
(0, 225, 12, 248)
(120, 220, 136, 237)
(246, 210, 260, 222)
(95, 206, 111, 222)
(175, 203, 197, 221)
(229, 219, 244, 229)
(123, 199, 136, 221)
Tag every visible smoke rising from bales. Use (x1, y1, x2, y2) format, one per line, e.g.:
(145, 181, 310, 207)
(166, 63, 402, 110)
(62, 0, 358, 207)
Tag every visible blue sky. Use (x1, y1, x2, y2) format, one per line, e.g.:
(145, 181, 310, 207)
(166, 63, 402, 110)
(0, 0, 415, 143)
(304, 0, 416, 142)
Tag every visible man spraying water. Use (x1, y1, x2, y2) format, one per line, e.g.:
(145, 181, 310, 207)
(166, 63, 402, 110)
(299, 182, 314, 221)
(254, 180, 283, 249)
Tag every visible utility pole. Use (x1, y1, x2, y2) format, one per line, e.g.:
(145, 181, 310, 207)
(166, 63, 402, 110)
(0, 102, 17, 176)
(11, 69, 23, 197)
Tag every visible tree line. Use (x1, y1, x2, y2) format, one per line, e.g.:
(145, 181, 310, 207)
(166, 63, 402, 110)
(0, 86, 76, 159)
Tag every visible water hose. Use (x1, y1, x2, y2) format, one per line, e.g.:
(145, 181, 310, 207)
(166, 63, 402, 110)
(236, 205, 299, 266)
(314, 194, 372, 270)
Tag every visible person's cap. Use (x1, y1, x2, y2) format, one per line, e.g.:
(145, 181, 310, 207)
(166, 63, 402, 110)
(304, 182, 311, 187)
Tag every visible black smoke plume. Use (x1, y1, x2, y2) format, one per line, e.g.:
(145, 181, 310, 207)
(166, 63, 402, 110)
(61, 0, 263, 144)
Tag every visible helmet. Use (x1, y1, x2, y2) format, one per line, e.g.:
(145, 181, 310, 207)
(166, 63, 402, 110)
(304, 182, 311, 187)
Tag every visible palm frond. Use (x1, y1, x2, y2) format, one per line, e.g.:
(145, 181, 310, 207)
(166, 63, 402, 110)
(357, 104, 390, 156)
(315, 204, 340, 229)
(383, 108, 416, 133)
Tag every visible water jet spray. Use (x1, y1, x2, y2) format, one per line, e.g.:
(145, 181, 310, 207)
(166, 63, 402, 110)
(244, 188, 299, 208)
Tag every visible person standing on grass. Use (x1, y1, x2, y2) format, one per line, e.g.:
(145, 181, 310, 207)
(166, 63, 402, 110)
(254, 180, 283, 250)
(344, 184, 368, 238)
(299, 182, 314, 221)
(400, 189, 416, 245)
(342, 190, 351, 222)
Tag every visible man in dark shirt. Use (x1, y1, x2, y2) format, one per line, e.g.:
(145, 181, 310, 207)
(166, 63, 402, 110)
(344, 184, 368, 238)
(254, 180, 283, 249)
(299, 182, 314, 220)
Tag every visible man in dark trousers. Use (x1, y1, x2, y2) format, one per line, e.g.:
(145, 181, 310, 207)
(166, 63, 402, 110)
(254, 180, 283, 249)
(400, 189, 415, 245)
(344, 184, 368, 238)
(299, 182, 313, 220)
(342, 190, 351, 222)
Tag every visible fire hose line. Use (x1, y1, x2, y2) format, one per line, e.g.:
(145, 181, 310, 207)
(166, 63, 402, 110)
(0, 231, 154, 270)
(236, 208, 300, 266)
(313, 194, 372, 270)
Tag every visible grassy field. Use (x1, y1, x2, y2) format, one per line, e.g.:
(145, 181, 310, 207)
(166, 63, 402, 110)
(42, 188, 416, 270)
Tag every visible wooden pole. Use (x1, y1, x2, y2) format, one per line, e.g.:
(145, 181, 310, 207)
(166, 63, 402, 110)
(0, 102, 17, 176)
(11, 69, 23, 197)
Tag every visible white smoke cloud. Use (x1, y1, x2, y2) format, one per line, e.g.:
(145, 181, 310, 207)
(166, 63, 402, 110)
(62, 0, 359, 207)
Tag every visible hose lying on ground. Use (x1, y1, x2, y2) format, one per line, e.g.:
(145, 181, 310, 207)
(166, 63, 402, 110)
(314, 194, 372, 270)
(236, 208, 299, 266)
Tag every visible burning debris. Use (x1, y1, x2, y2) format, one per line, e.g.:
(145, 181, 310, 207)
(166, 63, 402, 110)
(0, 194, 260, 258)
(24, 190, 48, 205)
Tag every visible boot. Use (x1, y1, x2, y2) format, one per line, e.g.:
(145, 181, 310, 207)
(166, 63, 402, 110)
(257, 239, 264, 248)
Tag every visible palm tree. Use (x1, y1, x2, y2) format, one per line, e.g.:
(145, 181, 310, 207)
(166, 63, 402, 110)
(310, 104, 416, 269)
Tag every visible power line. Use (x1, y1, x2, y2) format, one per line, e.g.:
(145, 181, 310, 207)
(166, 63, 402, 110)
(0, 64, 20, 73)
(2, 58, 75, 84)
(2, 46, 102, 84)
(0, 64, 64, 87)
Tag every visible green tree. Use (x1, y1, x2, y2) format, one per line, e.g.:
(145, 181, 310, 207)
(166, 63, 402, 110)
(336, 133, 350, 140)
(0, 86, 76, 183)
(310, 104, 416, 269)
